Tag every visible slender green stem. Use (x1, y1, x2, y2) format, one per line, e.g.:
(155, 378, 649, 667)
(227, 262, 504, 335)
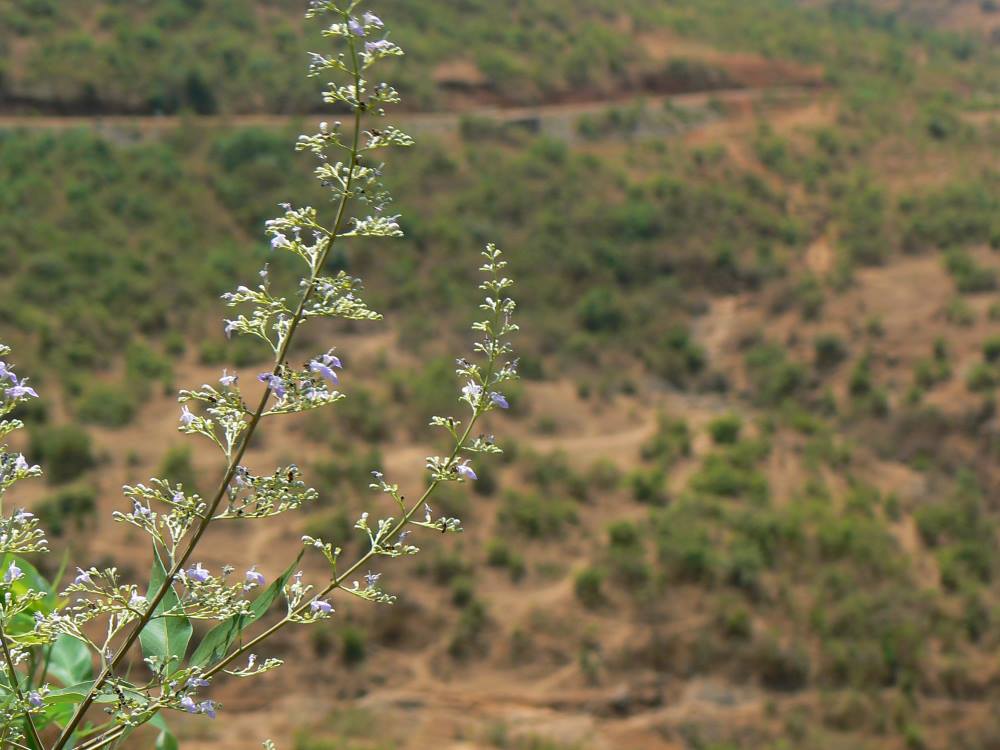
(74, 725, 126, 750)
(203, 271, 506, 679)
(77, 340, 501, 750)
(50, 36, 366, 750)
(0, 617, 43, 750)
(205, 418, 481, 679)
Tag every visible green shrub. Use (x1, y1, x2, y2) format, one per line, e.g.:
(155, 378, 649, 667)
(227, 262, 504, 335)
(945, 296, 976, 326)
(28, 425, 95, 484)
(334, 387, 388, 443)
(725, 542, 765, 594)
(340, 625, 367, 666)
(498, 492, 578, 538)
(640, 415, 691, 464)
(708, 414, 743, 445)
(716, 601, 753, 641)
(745, 342, 805, 406)
(76, 383, 136, 427)
(427, 550, 471, 585)
(35, 484, 97, 537)
(966, 362, 998, 393)
(814, 334, 848, 370)
(944, 248, 997, 293)
(838, 174, 888, 266)
(485, 538, 526, 581)
(628, 467, 668, 505)
(449, 600, 489, 659)
(451, 576, 476, 607)
(983, 335, 1000, 363)
(522, 451, 588, 501)
(472, 460, 499, 497)
(752, 635, 811, 691)
(577, 287, 625, 332)
(574, 567, 605, 609)
(656, 508, 719, 584)
(794, 275, 825, 319)
(158, 444, 199, 492)
(303, 510, 353, 551)
(902, 178, 999, 252)
(645, 327, 706, 387)
(690, 452, 769, 504)
(125, 341, 173, 394)
(586, 459, 621, 491)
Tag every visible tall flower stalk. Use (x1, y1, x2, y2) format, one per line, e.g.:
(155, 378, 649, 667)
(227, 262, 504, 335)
(0, 2, 517, 749)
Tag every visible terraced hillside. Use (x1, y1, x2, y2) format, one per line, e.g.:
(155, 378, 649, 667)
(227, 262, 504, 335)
(2, 1, 1000, 748)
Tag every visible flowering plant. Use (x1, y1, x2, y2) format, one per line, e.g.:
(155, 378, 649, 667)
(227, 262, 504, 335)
(0, 2, 517, 748)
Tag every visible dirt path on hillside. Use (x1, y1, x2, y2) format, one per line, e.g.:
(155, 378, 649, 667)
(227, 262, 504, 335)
(0, 86, 825, 145)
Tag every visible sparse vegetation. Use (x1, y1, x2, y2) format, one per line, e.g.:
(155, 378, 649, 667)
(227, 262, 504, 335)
(4, 0, 1000, 746)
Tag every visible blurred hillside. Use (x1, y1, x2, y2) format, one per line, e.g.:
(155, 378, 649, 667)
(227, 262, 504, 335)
(2, 1, 1000, 749)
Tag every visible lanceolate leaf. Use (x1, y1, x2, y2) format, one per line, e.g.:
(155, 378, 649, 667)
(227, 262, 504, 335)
(138, 549, 193, 674)
(151, 714, 180, 750)
(189, 551, 303, 668)
(47, 635, 93, 687)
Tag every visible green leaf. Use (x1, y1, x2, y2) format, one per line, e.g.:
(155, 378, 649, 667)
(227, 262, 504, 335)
(138, 549, 192, 674)
(47, 635, 93, 687)
(46, 681, 122, 705)
(151, 714, 179, 750)
(44, 682, 94, 705)
(189, 551, 303, 668)
(0, 554, 55, 615)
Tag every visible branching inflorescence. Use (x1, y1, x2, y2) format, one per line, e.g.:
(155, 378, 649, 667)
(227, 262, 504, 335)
(0, 2, 517, 748)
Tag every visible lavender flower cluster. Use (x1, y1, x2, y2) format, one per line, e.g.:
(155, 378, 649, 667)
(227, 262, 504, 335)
(0, 3, 517, 749)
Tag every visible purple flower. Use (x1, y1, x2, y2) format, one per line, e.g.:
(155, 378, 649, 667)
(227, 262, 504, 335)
(365, 39, 393, 55)
(179, 405, 196, 427)
(186, 563, 210, 584)
(245, 567, 265, 587)
(187, 677, 210, 689)
(462, 381, 483, 402)
(3, 562, 22, 584)
(13, 509, 32, 522)
(232, 466, 249, 489)
(6, 378, 38, 400)
(362, 11, 383, 27)
(74, 568, 93, 586)
(219, 370, 238, 387)
(318, 351, 343, 369)
(310, 599, 333, 615)
(179, 696, 198, 714)
(257, 373, 287, 399)
(27, 692, 43, 709)
(455, 461, 477, 481)
(198, 701, 217, 719)
(172, 491, 185, 504)
(364, 571, 381, 588)
(424, 503, 433, 522)
(133, 501, 152, 518)
(224, 320, 238, 339)
(0, 363, 15, 383)
(271, 233, 291, 250)
(309, 360, 339, 385)
(347, 17, 365, 36)
(490, 392, 509, 409)
(129, 593, 147, 608)
(309, 351, 342, 384)
(13, 454, 29, 473)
